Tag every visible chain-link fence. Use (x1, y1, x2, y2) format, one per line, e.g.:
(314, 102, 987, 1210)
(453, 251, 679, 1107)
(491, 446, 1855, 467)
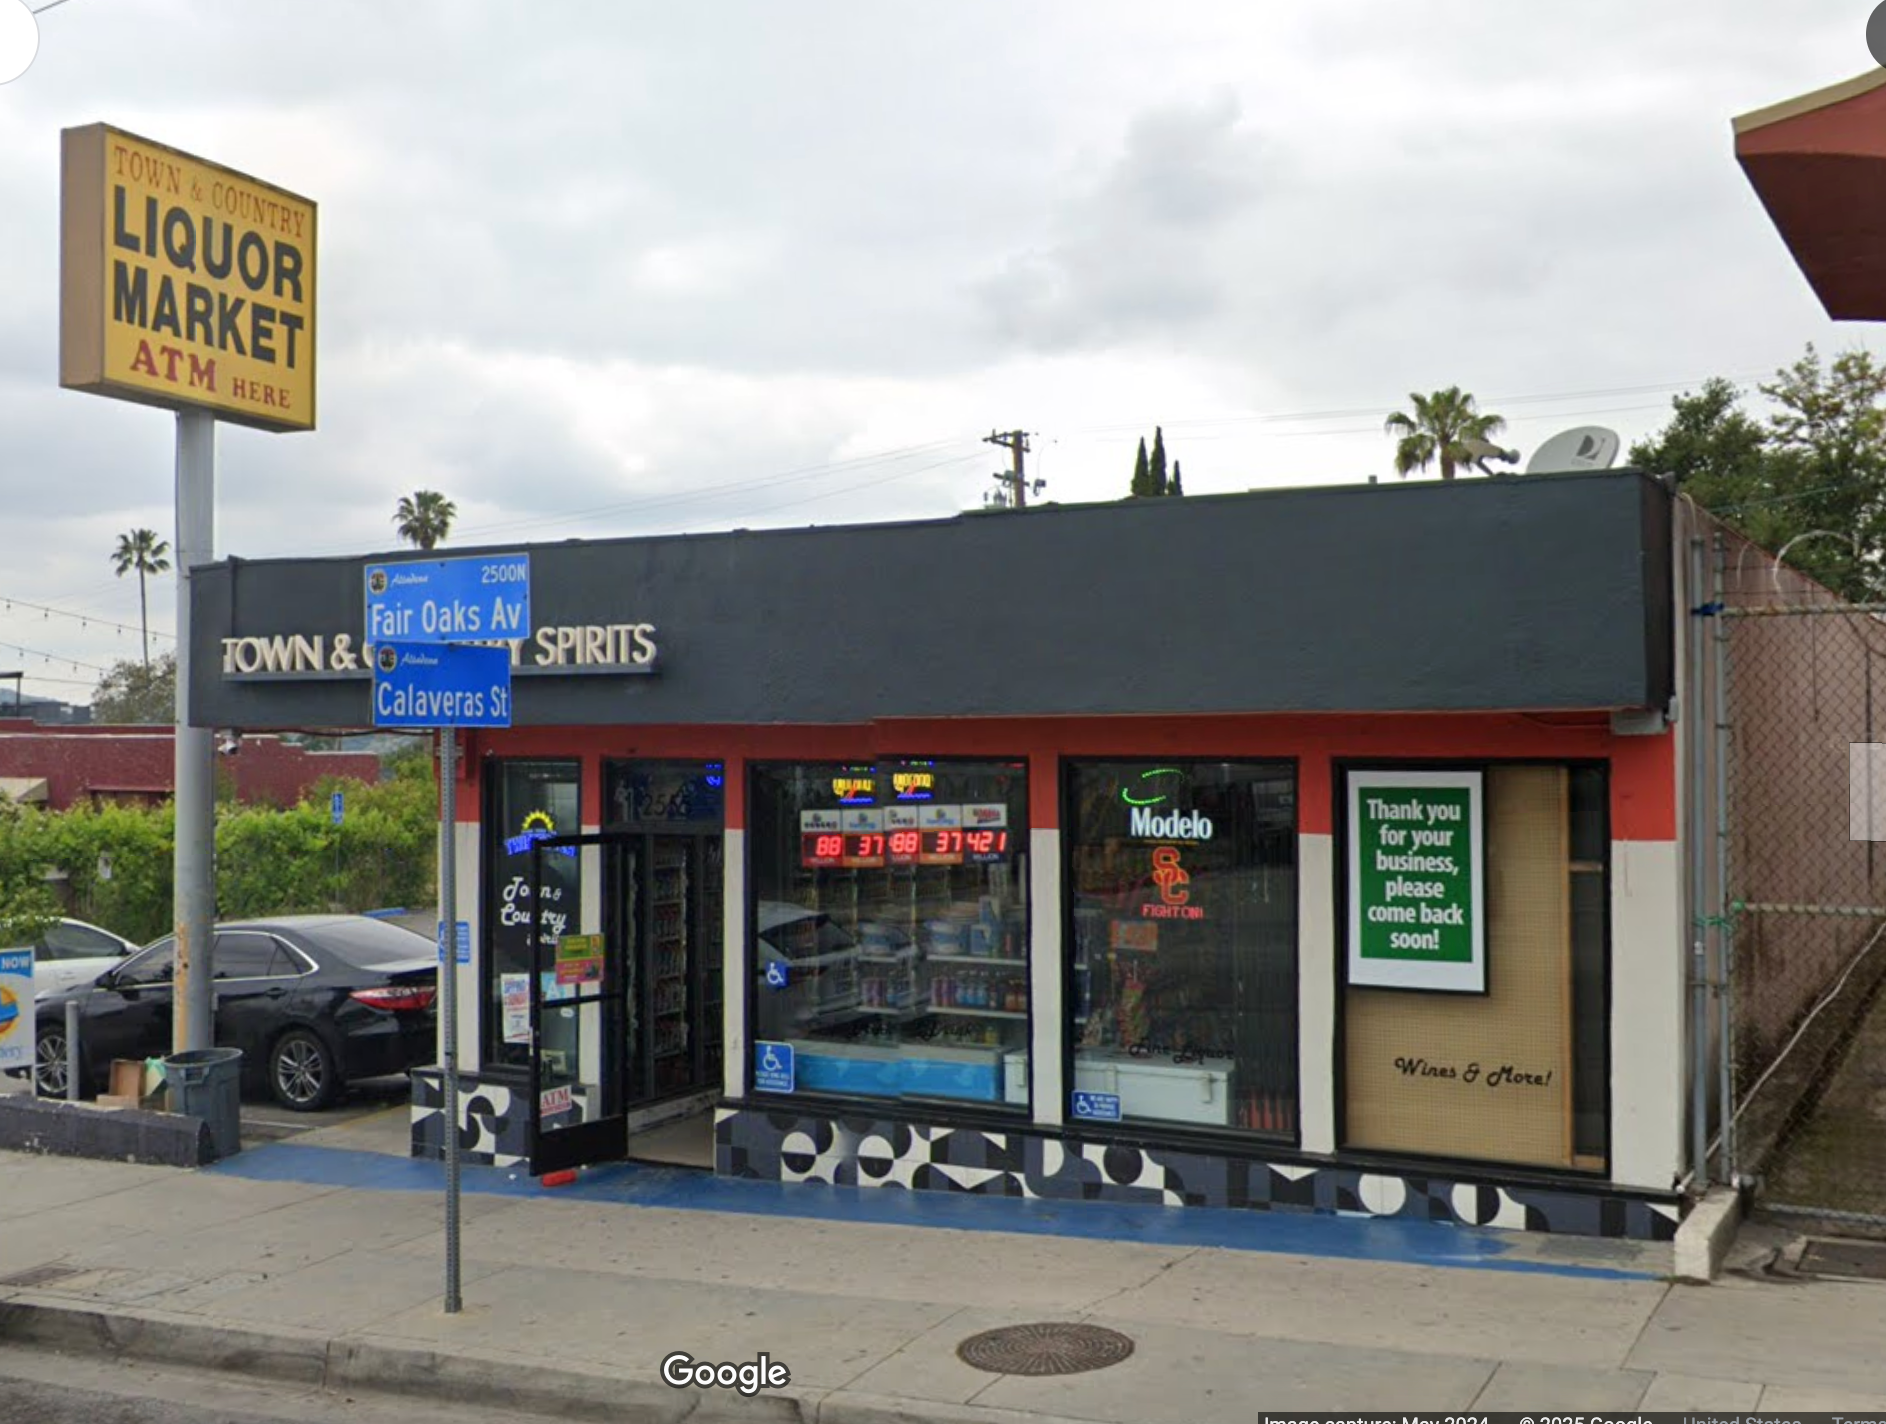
(1720, 533, 1886, 1227)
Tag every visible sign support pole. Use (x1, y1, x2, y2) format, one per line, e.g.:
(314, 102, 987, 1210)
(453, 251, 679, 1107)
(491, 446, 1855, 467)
(173, 409, 216, 1054)
(438, 726, 462, 1314)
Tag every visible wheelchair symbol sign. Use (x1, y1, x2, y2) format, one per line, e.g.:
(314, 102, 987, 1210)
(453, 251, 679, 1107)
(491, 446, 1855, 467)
(1071, 1091, 1122, 1122)
(755, 1041, 795, 1094)
(764, 960, 789, 990)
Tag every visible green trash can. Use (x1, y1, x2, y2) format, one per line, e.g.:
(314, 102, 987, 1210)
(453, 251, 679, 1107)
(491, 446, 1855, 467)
(164, 1047, 243, 1161)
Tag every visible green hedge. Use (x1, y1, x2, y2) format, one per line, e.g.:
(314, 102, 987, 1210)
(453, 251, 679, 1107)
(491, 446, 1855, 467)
(0, 758, 438, 947)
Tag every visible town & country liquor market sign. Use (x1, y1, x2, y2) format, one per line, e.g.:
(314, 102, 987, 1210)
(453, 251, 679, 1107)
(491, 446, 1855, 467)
(59, 123, 316, 432)
(1346, 769, 1485, 994)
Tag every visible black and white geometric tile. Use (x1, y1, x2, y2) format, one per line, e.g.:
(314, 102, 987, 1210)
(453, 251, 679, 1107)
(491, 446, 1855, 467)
(411, 1071, 591, 1168)
(715, 1105, 1683, 1242)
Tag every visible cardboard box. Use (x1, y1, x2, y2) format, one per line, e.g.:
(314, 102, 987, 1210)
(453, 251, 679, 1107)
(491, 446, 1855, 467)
(96, 1093, 138, 1110)
(108, 1060, 142, 1100)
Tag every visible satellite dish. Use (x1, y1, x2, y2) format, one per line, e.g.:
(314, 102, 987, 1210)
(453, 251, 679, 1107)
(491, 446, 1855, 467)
(1525, 426, 1621, 475)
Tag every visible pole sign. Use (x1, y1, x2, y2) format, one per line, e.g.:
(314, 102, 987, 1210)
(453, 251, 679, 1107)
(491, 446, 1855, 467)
(437, 920, 472, 965)
(371, 642, 513, 729)
(0, 948, 31, 1071)
(330, 790, 344, 825)
(59, 123, 317, 433)
(364, 553, 530, 646)
(1346, 769, 1486, 994)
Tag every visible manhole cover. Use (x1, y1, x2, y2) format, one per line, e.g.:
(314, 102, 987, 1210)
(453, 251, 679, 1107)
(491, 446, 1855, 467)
(1800, 1238, 1886, 1281)
(956, 1322, 1134, 1377)
(0, 1265, 82, 1289)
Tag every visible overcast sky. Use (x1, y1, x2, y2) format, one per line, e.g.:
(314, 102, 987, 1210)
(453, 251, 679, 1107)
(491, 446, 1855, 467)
(0, 1, 1878, 705)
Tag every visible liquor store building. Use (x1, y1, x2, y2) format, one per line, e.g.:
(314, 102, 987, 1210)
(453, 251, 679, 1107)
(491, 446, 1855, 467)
(190, 469, 1709, 1242)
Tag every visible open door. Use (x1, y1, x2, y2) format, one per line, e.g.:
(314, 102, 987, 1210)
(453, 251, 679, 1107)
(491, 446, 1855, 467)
(528, 833, 629, 1174)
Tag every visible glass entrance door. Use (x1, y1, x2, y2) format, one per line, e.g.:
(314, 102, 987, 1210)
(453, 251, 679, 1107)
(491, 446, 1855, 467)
(604, 760, 726, 1109)
(528, 834, 629, 1175)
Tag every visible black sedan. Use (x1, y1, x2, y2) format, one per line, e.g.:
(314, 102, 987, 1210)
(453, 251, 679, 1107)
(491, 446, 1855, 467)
(33, 914, 438, 1111)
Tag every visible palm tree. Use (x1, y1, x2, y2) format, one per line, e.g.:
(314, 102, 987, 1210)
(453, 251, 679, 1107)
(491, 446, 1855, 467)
(110, 528, 171, 669)
(394, 491, 457, 550)
(1383, 387, 1512, 481)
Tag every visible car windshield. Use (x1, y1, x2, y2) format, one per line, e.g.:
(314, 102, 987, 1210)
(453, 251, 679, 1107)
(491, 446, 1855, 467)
(282, 917, 435, 967)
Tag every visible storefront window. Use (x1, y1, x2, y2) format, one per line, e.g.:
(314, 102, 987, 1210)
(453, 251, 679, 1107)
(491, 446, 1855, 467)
(1341, 762, 1610, 1172)
(481, 759, 582, 1071)
(605, 760, 724, 827)
(748, 760, 1029, 1112)
(1066, 761, 1298, 1135)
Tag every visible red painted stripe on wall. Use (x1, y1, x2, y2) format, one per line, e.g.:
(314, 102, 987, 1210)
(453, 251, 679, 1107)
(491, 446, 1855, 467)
(459, 712, 1677, 842)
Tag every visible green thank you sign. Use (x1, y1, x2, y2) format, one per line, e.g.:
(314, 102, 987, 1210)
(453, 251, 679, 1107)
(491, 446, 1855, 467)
(1347, 769, 1485, 993)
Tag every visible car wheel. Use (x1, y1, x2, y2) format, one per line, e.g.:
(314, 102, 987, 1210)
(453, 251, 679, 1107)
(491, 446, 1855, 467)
(269, 1028, 338, 1112)
(34, 1025, 75, 1098)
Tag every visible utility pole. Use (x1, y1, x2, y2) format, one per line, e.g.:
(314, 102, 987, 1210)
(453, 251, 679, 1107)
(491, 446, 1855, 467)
(984, 429, 1041, 509)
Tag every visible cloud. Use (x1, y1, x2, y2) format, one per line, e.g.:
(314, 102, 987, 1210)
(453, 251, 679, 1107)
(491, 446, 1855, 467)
(2, 0, 1885, 706)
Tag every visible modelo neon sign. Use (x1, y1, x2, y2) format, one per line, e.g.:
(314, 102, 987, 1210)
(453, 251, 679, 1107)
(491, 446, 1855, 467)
(1128, 805, 1213, 841)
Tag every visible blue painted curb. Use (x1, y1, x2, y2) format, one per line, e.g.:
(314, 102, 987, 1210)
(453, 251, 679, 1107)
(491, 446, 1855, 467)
(207, 1142, 1658, 1281)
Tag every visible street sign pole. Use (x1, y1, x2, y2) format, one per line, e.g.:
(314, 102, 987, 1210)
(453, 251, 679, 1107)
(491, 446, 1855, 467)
(438, 726, 461, 1314)
(363, 554, 527, 1321)
(173, 409, 216, 1054)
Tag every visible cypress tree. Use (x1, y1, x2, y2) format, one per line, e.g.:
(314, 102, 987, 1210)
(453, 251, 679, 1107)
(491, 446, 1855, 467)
(1171, 460, 1184, 497)
(1131, 437, 1150, 497)
(1149, 427, 1168, 496)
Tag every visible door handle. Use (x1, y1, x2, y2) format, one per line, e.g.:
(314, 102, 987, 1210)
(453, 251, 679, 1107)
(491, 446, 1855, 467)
(266, 987, 287, 999)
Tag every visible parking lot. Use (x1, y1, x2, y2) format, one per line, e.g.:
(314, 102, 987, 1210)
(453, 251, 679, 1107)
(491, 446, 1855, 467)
(238, 1074, 411, 1146)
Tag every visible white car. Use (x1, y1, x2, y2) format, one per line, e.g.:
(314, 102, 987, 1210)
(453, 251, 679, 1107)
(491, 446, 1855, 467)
(14, 918, 140, 999)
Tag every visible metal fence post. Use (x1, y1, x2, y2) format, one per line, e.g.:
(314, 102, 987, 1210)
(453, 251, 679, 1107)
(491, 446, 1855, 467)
(64, 999, 79, 1103)
(1688, 534, 1710, 1186)
(1713, 531, 1736, 1186)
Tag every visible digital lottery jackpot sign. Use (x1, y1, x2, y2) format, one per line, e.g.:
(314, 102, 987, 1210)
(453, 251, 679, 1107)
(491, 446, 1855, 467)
(799, 804, 1012, 869)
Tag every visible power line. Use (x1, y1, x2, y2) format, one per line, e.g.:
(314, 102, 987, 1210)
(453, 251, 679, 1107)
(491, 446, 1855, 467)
(0, 640, 108, 674)
(9, 674, 97, 690)
(271, 435, 985, 558)
(645, 451, 984, 526)
(1057, 373, 1774, 440)
(0, 595, 175, 641)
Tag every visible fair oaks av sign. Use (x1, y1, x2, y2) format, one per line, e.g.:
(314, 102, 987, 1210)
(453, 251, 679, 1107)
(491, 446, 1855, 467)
(1346, 769, 1486, 994)
(60, 124, 316, 433)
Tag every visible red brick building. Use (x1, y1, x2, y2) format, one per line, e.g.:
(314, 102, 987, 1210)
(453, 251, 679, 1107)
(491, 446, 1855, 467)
(0, 722, 381, 809)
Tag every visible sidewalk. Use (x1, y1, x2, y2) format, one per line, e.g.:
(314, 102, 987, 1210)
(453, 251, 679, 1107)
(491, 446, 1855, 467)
(0, 1109, 1878, 1420)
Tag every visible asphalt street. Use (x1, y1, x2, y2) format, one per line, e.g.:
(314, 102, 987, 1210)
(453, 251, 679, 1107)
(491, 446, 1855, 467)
(0, 1346, 570, 1424)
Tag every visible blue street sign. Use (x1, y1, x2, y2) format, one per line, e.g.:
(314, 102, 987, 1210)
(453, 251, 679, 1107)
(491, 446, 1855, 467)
(364, 552, 530, 646)
(437, 920, 471, 965)
(371, 642, 513, 728)
(764, 960, 789, 990)
(754, 1041, 795, 1094)
(1070, 1091, 1122, 1123)
(330, 791, 344, 825)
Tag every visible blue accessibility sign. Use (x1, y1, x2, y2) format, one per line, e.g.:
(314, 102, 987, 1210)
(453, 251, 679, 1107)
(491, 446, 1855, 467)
(371, 641, 513, 728)
(1070, 1091, 1122, 1123)
(364, 552, 530, 646)
(437, 920, 471, 964)
(764, 960, 789, 990)
(754, 1041, 795, 1094)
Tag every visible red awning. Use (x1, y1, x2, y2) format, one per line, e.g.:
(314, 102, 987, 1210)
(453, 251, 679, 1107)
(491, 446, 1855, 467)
(1735, 69, 1886, 321)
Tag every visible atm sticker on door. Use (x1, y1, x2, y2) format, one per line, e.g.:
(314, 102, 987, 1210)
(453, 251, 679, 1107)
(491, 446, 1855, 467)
(540, 1084, 573, 1118)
